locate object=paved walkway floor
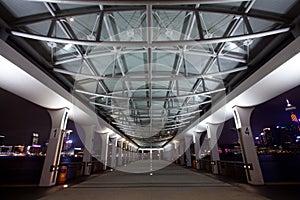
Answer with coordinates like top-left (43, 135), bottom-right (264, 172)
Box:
top-left (38, 160), bottom-right (269, 200)
top-left (1, 160), bottom-right (299, 200)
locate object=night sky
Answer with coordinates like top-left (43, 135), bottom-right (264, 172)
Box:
top-left (0, 88), bottom-right (83, 147)
top-left (219, 85), bottom-right (300, 144)
top-left (251, 85), bottom-right (300, 136)
top-left (1, 85), bottom-right (300, 146)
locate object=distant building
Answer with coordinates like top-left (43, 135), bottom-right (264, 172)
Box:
top-left (260, 128), bottom-right (272, 146)
top-left (285, 99), bottom-right (300, 129)
top-left (31, 133), bottom-right (39, 145)
top-left (0, 135), bottom-right (4, 145)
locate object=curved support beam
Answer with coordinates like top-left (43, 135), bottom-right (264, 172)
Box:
top-left (11, 26), bottom-right (290, 47)
top-left (25, 0), bottom-right (252, 6)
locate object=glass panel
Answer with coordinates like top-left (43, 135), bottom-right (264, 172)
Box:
top-left (2, 0), bottom-right (49, 18)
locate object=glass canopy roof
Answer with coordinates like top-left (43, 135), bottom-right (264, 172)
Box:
top-left (0, 0), bottom-right (299, 147)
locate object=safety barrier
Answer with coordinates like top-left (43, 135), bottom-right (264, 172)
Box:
top-left (217, 161), bottom-right (247, 182)
top-left (197, 159), bottom-right (247, 182)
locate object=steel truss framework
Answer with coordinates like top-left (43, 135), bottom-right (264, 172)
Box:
top-left (0, 0), bottom-right (298, 147)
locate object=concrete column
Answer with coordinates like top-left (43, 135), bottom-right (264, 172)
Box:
top-left (117, 141), bottom-right (123, 166)
top-left (82, 125), bottom-right (95, 176)
top-left (173, 142), bottom-right (179, 163)
top-left (206, 123), bottom-right (221, 174)
top-left (170, 146), bottom-right (175, 161)
top-left (185, 135), bottom-right (193, 167)
top-left (141, 149), bottom-right (144, 160)
top-left (158, 149), bottom-right (161, 160)
top-left (164, 148), bottom-right (172, 161)
top-left (100, 133), bottom-right (109, 170)
top-left (200, 132), bottom-right (209, 158)
top-left (179, 140), bottom-right (185, 165)
top-left (124, 143), bottom-right (128, 164)
top-left (129, 146), bottom-right (132, 162)
top-left (162, 148), bottom-right (167, 161)
top-left (195, 133), bottom-right (203, 169)
top-left (233, 106), bottom-right (264, 185)
top-left (39, 108), bottom-right (69, 187)
top-left (194, 133), bottom-right (201, 169)
top-left (163, 146), bottom-right (171, 161)
top-left (129, 147), bottom-right (132, 162)
top-left (110, 137), bottom-right (117, 168)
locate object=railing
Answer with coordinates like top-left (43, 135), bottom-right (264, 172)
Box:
top-left (60, 161), bottom-right (104, 182)
top-left (198, 159), bottom-right (212, 172)
top-left (217, 160), bottom-right (247, 182)
top-left (198, 159), bottom-right (247, 182)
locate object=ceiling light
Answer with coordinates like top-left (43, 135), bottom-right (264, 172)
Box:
top-left (228, 42), bottom-right (238, 50)
top-left (87, 34), bottom-right (96, 41)
top-left (243, 39), bottom-right (253, 46)
top-left (47, 41), bottom-right (57, 48)
top-left (126, 30), bottom-right (134, 38)
top-left (204, 33), bottom-right (213, 39)
top-left (63, 43), bottom-right (72, 50)
top-left (69, 17), bottom-right (74, 22)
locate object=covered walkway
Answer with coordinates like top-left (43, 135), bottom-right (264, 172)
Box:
top-left (0, 1), bottom-right (300, 199)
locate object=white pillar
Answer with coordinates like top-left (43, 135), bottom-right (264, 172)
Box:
top-left (185, 135), bottom-right (193, 167)
top-left (233, 106), bottom-right (264, 185)
top-left (39, 108), bottom-right (69, 187)
top-left (117, 141), bottom-right (123, 166)
top-left (206, 123), bottom-right (221, 174)
top-left (173, 142), bottom-right (179, 163)
top-left (128, 145), bottom-right (132, 163)
top-left (82, 125), bottom-right (95, 176)
top-left (100, 133), bottom-right (109, 170)
top-left (163, 146), bottom-right (171, 161)
top-left (110, 137), bottom-right (117, 168)
top-left (122, 143), bottom-right (127, 164)
top-left (179, 140), bottom-right (185, 165)
top-left (141, 149), bottom-right (144, 160)
top-left (162, 148), bottom-right (167, 161)
top-left (194, 133), bottom-right (201, 160)
top-left (200, 133), bottom-right (209, 158)
top-left (194, 133), bottom-right (201, 169)
top-left (158, 149), bottom-right (161, 160)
